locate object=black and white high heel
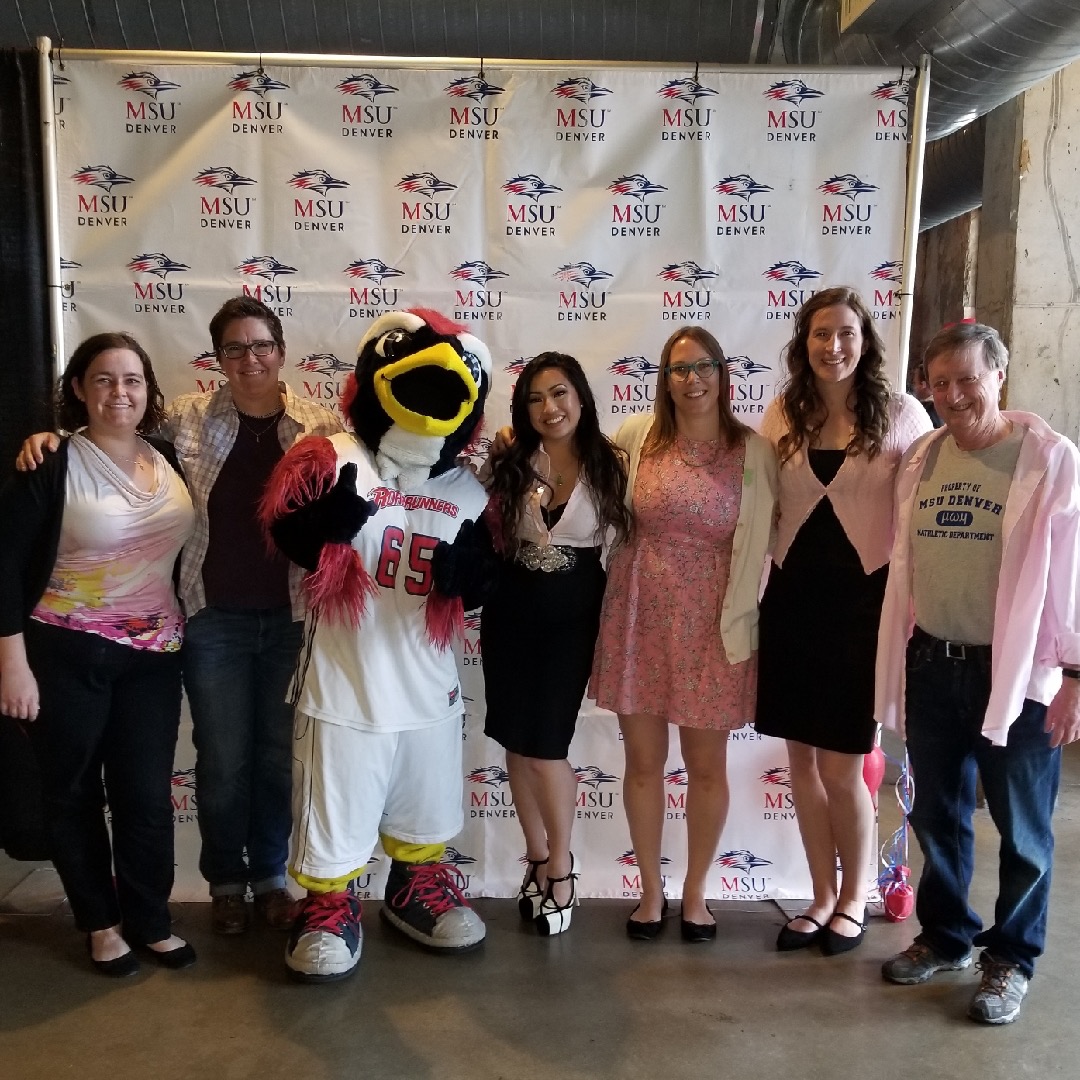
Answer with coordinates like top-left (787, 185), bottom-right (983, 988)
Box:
top-left (534, 854), bottom-right (578, 936)
top-left (518, 857), bottom-right (549, 920)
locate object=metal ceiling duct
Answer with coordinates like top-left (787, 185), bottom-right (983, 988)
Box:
top-left (5, 0), bottom-right (1080, 226)
top-left (786, 0), bottom-right (1080, 140)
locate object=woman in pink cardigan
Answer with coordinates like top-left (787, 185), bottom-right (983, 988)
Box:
top-left (755, 287), bottom-right (931, 955)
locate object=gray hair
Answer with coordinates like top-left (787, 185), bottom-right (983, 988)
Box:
top-left (924, 321), bottom-right (1009, 373)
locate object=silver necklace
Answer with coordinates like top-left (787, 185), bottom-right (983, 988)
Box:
top-left (236, 408), bottom-right (283, 442)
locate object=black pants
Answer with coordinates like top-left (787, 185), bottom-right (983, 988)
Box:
top-left (26, 621), bottom-right (182, 943)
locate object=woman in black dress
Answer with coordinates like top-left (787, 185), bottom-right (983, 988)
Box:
top-left (756, 288), bottom-right (931, 955)
top-left (482, 353), bottom-right (631, 935)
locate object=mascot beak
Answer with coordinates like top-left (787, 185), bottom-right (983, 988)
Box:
top-left (373, 341), bottom-right (480, 438)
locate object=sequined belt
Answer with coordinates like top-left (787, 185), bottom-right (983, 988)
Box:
top-left (514, 541), bottom-right (580, 573)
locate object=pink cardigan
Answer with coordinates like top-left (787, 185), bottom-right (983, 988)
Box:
top-left (760, 393), bottom-right (933, 574)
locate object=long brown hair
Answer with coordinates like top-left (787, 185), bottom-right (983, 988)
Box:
top-left (488, 352), bottom-right (632, 553)
top-left (775, 286), bottom-right (891, 464)
top-left (642, 325), bottom-right (751, 457)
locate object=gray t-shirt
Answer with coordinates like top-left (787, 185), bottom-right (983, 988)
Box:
top-left (911, 425), bottom-right (1024, 645)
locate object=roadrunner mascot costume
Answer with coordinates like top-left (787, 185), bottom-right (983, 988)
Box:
top-left (261, 309), bottom-right (495, 982)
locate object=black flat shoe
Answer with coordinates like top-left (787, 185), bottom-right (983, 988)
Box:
top-left (86, 937), bottom-right (140, 978)
top-left (820, 911), bottom-right (866, 956)
top-left (626, 898), bottom-right (668, 941)
top-left (776, 914), bottom-right (825, 952)
top-left (680, 909), bottom-right (717, 943)
top-left (139, 940), bottom-right (197, 970)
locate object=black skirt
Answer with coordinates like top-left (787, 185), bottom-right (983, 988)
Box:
top-left (482, 546), bottom-right (605, 760)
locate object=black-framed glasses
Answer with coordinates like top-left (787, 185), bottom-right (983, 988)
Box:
top-left (219, 340), bottom-right (277, 360)
top-left (665, 358), bottom-right (721, 382)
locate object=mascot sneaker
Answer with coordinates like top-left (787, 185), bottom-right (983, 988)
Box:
top-left (381, 860), bottom-right (486, 951)
top-left (285, 891), bottom-right (363, 982)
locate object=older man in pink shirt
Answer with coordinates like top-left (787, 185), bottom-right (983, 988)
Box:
top-left (874, 321), bottom-right (1080, 1025)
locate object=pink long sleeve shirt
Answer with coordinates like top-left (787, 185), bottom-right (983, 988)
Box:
top-left (874, 411), bottom-right (1080, 746)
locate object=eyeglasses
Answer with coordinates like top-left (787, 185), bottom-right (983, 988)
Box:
top-left (219, 340), bottom-right (277, 360)
top-left (665, 359), bottom-right (721, 382)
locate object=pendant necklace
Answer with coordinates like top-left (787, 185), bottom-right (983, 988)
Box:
top-left (237, 407), bottom-right (284, 442)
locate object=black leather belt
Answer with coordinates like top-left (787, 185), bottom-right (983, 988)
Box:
top-left (911, 625), bottom-right (991, 663)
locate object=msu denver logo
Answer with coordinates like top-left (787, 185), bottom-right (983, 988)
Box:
top-left (819, 174), bottom-right (878, 200)
top-left (617, 850), bottom-right (673, 867)
top-left (443, 846), bottom-right (477, 868)
top-left (556, 262), bottom-right (612, 288)
top-left (397, 172), bottom-right (457, 198)
top-left (608, 174), bottom-right (667, 202)
top-left (235, 256), bottom-right (296, 281)
top-left (610, 357), bottom-right (660, 381)
top-left (715, 849), bottom-right (773, 871)
top-left (714, 174), bottom-right (773, 200)
top-left (504, 357), bottom-right (530, 376)
top-left (764, 260), bottom-right (821, 287)
top-left (728, 356), bottom-right (771, 378)
top-left (760, 767), bottom-right (792, 787)
top-left (872, 78), bottom-right (910, 103)
top-left (194, 166), bottom-right (255, 192)
top-left (445, 76), bottom-right (505, 101)
top-left (659, 261), bottom-right (717, 287)
top-left (872, 260), bottom-right (904, 283)
top-left (191, 350), bottom-right (223, 374)
top-left (228, 70), bottom-right (289, 97)
top-left (450, 261), bottom-right (508, 286)
top-left (574, 766), bottom-right (618, 789)
top-left (289, 170), bottom-right (348, 195)
top-left (664, 767), bottom-right (689, 786)
top-left (658, 78), bottom-right (718, 104)
top-left (764, 79), bottom-right (824, 105)
top-left (72, 165), bottom-right (133, 192)
top-left (467, 765), bottom-right (511, 787)
top-left (337, 74), bottom-right (398, 99)
top-left (296, 354), bottom-right (351, 376)
top-left (552, 77), bottom-right (612, 102)
top-left (171, 769), bottom-right (196, 790)
top-left (127, 253), bottom-right (188, 278)
top-left (503, 174), bottom-right (562, 201)
top-left (118, 71), bottom-right (180, 98)
top-left (345, 258), bottom-right (403, 284)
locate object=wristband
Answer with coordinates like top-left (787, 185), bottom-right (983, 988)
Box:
top-left (1062, 668), bottom-right (1080, 680)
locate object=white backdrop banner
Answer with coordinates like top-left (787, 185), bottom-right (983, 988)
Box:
top-left (50, 54), bottom-right (913, 901)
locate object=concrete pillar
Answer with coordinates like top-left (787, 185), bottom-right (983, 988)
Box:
top-left (976, 64), bottom-right (1080, 440)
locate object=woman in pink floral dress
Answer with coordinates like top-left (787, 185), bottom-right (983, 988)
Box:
top-left (591, 326), bottom-right (776, 942)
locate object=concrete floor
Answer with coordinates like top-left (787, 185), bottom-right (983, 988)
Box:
top-left (2, 746), bottom-right (1078, 1080)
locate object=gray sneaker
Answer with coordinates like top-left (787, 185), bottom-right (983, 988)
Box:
top-left (882, 941), bottom-right (973, 984)
top-left (968, 956), bottom-right (1029, 1025)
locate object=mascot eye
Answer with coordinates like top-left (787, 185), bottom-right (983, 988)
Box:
top-left (462, 350), bottom-right (483, 386)
top-left (378, 328), bottom-right (409, 359)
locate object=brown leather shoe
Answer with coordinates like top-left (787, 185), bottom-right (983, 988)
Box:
top-left (212, 893), bottom-right (251, 935)
top-left (254, 888), bottom-right (296, 930)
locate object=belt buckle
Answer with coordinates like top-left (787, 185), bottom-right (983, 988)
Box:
top-left (944, 640), bottom-right (967, 661)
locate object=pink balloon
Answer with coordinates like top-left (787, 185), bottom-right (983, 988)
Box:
top-left (882, 868), bottom-right (915, 922)
top-left (863, 744), bottom-right (886, 807)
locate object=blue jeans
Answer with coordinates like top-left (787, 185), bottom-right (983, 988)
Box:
top-left (185, 606), bottom-right (302, 896)
top-left (905, 635), bottom-right (1061, 978)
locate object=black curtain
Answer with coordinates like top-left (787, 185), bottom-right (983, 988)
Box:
top-left (0, 47), bottom-right (52, 860)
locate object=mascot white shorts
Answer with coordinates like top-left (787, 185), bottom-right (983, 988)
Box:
top-left (289, 711), bottom-right (465, 882)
